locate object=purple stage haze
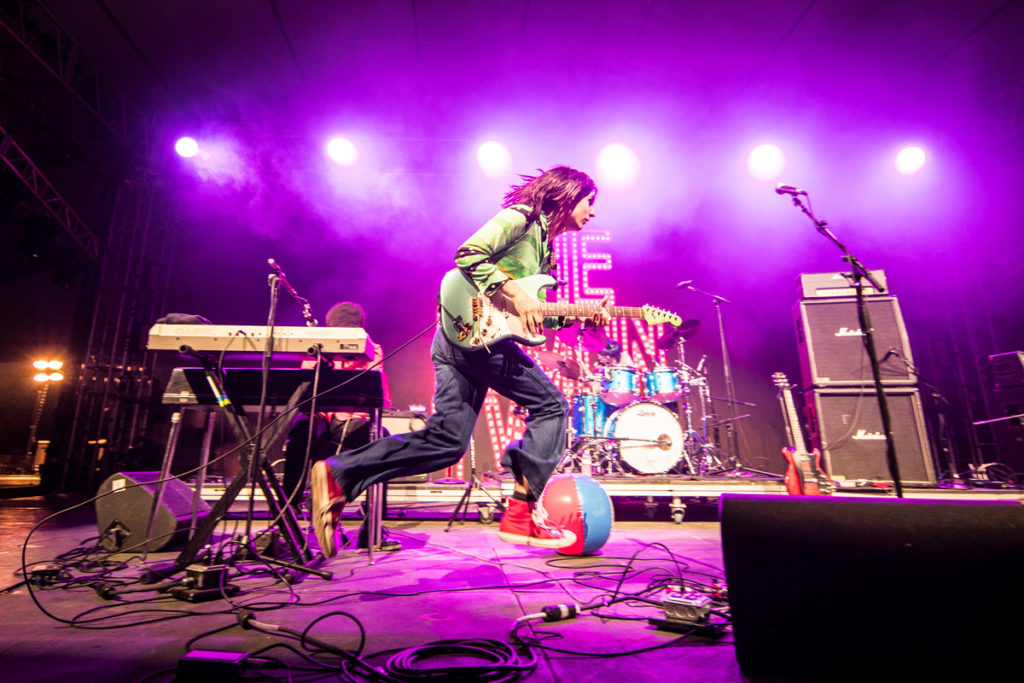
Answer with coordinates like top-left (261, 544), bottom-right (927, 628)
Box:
top-left (3, 1), bottom-right (1023, 470)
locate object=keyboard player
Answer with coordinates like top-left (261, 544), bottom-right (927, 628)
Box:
top-left (282, 301), bottom-right (392, 506)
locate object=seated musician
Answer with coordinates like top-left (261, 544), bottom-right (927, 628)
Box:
top-left (282, 302), bottom-right (393, 543)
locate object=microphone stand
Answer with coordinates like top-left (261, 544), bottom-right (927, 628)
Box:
top-left (681, 283), bottom-right (742, 464)
top-left (783, 192), bottom-right (904, 497)
top-left (269, 258), bottom-right (318, 327)
top-left (244, 271), bottom-right (280, 539)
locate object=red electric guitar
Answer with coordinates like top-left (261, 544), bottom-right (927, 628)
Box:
top-left (772, 372), bottom-right (832, 495)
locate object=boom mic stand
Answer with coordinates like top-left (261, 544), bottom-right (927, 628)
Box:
top-left (780, 186), bottom-right (904, 497)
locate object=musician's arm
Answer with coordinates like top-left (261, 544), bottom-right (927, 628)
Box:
top-left (453, 208), bottom-right (529, 296)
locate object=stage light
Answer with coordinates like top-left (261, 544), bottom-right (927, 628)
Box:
top-left (596, 143), bottom-right (639, 189)
top-left (748, 143), bottom-right (785, 181)
top-left (476, 141), bottom-right (511, 178)
top-left (33, 359), bottom-right (62, 370)
top-left (895, 146), bottom-right (926, 175)
top-left (326, 137), bottom-right (358, 166)
top-left (175, 137), bottom-right (199, 158)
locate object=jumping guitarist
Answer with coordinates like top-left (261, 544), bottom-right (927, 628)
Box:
top-left (310, 166), bottom-right (614, 557)
top-left (773, 372), bottom-right (832, 496)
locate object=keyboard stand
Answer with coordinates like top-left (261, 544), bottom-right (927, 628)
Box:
top-left (142, 362), bottom-right (331, 582)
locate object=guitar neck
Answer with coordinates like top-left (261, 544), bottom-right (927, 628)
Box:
top-left (538, 302), bottom-right (645, 319)
top-left (779, 387), bottom-right (809, 456)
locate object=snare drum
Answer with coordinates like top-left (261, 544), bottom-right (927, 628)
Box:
top-left (571, 393), bottom-right (609, 438)
top-left (600, 365), bottom-right (640, 405)
top-left (642, 367), bottom-right (682, 402)
top-left (603, 401), bottom-right (683, 474)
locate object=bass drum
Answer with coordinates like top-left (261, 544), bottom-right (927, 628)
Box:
top-left (603, 401), bottom-right (683, 474)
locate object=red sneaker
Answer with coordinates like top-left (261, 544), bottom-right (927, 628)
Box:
top-left (498, 498), bottom-right (577, 549)
top-left (310, 461), bottom-right (346, 557)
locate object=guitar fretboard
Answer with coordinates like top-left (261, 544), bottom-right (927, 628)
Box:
top-left (774, 373), bottom-right (809, 456)
top-left (538, 303), bottom-right (646, 319)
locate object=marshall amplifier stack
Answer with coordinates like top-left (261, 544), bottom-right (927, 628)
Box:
top-left (793, 272), bottom-right (936, 486)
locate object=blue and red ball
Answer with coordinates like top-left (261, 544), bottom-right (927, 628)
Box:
top-left (539, 474), bottom-right (614, 555)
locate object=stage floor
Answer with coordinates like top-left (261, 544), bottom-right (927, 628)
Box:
top-left (2, 494), bottom-right (740, 683)
top-left (3, 478), bottom-right (1023, 682)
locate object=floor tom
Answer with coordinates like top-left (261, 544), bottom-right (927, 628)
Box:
top-left (571, 393), bottom-right (610, 438)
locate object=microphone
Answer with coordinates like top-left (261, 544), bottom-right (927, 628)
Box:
top-left (676, 280), bottom-right (693, 289)
top-left (775, 183), bottom-right (807, 196)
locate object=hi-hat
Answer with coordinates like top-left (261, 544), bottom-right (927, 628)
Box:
top-left (656, 319), bottom-right (700, 349)
top-left (535, 350), bottom-right (581, 380)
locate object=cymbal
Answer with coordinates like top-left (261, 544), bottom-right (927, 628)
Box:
top-left (555, 322), bottom-right (611, 353)
top-left (580, 326), bottom-right (611, 353)
top-left (656, 318), bottom-right (700, 350)
top-left (535, 350), bottom-right (582, 380)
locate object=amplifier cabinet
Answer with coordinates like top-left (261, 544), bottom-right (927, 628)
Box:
top-left (798, 270), bottom-right (887, 299)
top-left (794, 297), bottom-right (916, 388)
top-left (804, 388), bottom-right (935, 486)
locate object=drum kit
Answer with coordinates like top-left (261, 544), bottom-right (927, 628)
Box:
top-left (539, 319), bottom-right (733, 477)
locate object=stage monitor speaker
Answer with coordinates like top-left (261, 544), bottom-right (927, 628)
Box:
top-left (720, 494), bottom-right (1024, 682)
top-left (794, 297), bottom-right (916, 388)
top-left (95, 471), bottom-right (210, 552)
top-left (805, 387), bottom-right (935, 486)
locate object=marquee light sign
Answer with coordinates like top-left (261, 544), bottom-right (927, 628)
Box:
top-left (474, 230), bottom-right (671, 467)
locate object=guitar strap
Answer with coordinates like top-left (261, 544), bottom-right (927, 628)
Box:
top-left (436, 206), bottom-right (554, 347)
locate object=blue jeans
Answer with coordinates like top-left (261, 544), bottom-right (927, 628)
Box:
top-left (325, 328), bottom-right (569, 502)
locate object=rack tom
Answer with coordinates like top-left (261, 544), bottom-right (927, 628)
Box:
top-left (600, 366), bottom-right (640, 405)
top-left (642, 367), bottom-right (682, 402)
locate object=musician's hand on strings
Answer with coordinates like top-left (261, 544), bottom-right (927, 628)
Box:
top-left (588, 294), bottom-right (612, 327)
top-left (500, 280), bottom-right (543, 335)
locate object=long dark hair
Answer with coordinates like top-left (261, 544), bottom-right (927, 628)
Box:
top-left (503, 166), bottom-right (597, 230)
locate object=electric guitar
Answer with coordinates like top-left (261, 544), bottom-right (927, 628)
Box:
top-left (772, 372), bottom-right (832, 495)
top-left (438, 269), bottom-right (682, 350)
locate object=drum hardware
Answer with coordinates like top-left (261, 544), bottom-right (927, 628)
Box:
top-left (554, 313), bottom-right (731, 478)
top-left (678, 283), bottom-right (746, 464)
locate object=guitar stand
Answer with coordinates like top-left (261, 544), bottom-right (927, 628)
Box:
top-left (142, 358), bottom-right (332, 583)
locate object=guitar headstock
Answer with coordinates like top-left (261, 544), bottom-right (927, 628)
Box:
top-left (772, 371), bottom-right (792, 389)
top-left (641, 305), bottom-right (682, 327)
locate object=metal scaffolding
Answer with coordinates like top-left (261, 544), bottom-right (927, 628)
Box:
top-left (1, 0), bottom-right (174, 491)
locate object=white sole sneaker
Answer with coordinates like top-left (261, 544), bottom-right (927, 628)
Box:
top-left (310, 461), bottom-right (343, 557)
top-left (497, 527), bottom-right (577, 549)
